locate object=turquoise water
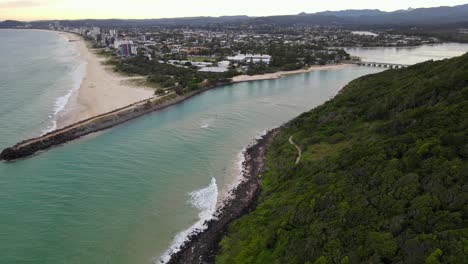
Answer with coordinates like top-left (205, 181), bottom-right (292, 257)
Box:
top-left (1, 30), bottom-right (465, 264)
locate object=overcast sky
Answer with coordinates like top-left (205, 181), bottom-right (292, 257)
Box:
top-left (1, 0), bottom-right (468, 21)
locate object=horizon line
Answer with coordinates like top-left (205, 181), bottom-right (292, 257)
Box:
top-left (2, 3), bottom-right (465, 23)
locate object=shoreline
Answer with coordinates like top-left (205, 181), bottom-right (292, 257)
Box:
top-left (56, 30), bottom-right (351, 129)
top-left (231, 64), bottom-right (353, 83)
top-left (0, 33), bottom-right (352, 254)
top-left (165, 128), bottom-right (280, 264)
top-left (0, 48), bottom-right (353, 161)
top-left (56, 32), bottom-right (154, 128)
top-left (0, 84), bottom-right (221, 161)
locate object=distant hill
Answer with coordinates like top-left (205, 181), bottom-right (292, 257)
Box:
top-left (217, 53), bottom-right (468, 263)
top-left (315, 9), bottom-right (384, 17)
top-left (0, 16), bottom-right (251, 28)
top-left (0, 20), bottom-right (25, 28)
top-left (1, 4), bottom-right (468, 28)
top-left (253, 4), bottom-right (468, 26)
top-left (314, 8), bottom-right (414, 17)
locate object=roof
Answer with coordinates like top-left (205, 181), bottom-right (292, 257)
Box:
top-left (198, 67), bottom-right (228, 73)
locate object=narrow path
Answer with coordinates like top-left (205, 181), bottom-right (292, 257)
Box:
top-left (289, 136), bottom-right (302, 165)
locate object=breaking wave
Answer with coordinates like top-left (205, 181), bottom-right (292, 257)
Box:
top-left (158, 178), bottom-right (218, 263)
top-left (43, 39), bottom-right (86, 134)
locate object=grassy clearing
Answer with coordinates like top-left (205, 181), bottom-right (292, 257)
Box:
top-left (187, 56), bottom-right (217, 62)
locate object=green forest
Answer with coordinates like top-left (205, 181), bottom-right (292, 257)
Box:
top-left (217, 53), bottom-right (468, 263)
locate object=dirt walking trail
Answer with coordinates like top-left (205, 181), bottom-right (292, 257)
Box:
top-left (289, 136), bottom-right (302, 165)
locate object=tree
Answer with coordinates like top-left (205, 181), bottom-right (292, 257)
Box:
top-left (425, 248), bottom-right (443, 264)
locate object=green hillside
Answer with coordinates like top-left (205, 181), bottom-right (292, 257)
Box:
top-left (217, 54), bottom-right (468, 263)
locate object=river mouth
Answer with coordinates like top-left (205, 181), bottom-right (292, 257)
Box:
top-left (2, 38), bottom-right (468, 264)
top-left (0, 65), bottom-right (384, 263)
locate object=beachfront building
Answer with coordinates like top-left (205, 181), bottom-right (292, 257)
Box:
top-left (114, 39), bottom-right (133, 49)
top-left (53, 21), bottom-right (60, 30)
top-left (119, 42), bottom-right (138, 57)
top-left (227, 54), bottom-right (272, 64)
top-left (109, 29), bottom-right (119, 38)
top-left (92, 27), bottom-right (101, 35)
top-left (79, 27), bottom-right (88, 35)
top-left (89, 27), bottom-right (101, 40)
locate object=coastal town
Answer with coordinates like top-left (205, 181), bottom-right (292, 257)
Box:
top-left (40, 21), bottom-right (442, 96)
top-left (58, 23), bottom-right (441, 63)
top-left (0, 21), bottom-right (448, 161)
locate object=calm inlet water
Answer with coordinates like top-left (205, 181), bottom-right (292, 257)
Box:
top-left (345, 42), bottom-right (468, 65)
top-left (1, 30), bottom-right (467, 264)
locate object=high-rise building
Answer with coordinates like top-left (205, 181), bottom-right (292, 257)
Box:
top-left (120, 43), bottom-right (133, 57)
top-left (109, 30), bottom-right (118, 38)
top-left (79, 27), bottom-right (88, 35)
top-left (114, 39), bottom-right (133, 49)
top-left (131, 45), bottom-right (138, 55)
top-left (92, 27), bottom-right (101, 35)
top-left (91, 27), bottom-right (101, 40)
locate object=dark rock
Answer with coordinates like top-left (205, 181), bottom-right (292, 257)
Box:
top-left (166, 128), bottom-right (280, 264)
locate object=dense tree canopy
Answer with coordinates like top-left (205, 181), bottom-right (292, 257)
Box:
top-left (217, 53), bottom-right (468, 263)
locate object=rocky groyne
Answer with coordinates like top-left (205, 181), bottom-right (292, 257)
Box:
top-left (0, 84), bottom-right (227, 161)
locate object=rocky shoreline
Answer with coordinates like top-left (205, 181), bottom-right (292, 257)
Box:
top-left (165, 128), bottom-right (280, 264)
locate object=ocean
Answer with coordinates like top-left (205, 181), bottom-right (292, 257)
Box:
top-left (0, 29), bottom-right (85, 147)
top-left (0, 29), bottom-right (467, 264)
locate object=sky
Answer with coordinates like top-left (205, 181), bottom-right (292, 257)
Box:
top-left (1, 0), bottom-right (468, 21)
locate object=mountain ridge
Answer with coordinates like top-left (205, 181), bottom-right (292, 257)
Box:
top-left (2, 4), bottom-right (468, 27)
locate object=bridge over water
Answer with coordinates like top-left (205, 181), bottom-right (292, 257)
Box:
top-left (352, 61), bottom-right (410, 69)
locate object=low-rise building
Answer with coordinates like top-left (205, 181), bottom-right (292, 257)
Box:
top-left (198, 60), bottom-right (230, 73)
top-left (198, 67), bottom-right (228, 73)
top-left (227, 54), bottom-right (271, 64)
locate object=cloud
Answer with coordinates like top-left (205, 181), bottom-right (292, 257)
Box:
top-left (0, 0), bottom-right (46, 8)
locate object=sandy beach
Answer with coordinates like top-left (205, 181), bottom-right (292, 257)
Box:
top-left (231, 64), bottom-right (353, 83)
top-left (54, 31), bottom-right (350, 128)
top-left (57, 32), bottom-right (154, 128)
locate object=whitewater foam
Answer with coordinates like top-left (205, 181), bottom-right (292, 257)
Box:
top-left (158, 178), bottom-right (218, 263)
top-left (156, 129), bottom-right (271, 263)
top-left (255, 129), bottom-right (268, 140)
top-left (200, 115), bottom-right (217, 129)
top-left (43, 42), bottom-right (86, 134)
